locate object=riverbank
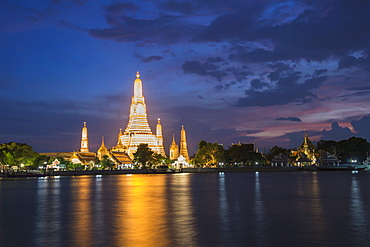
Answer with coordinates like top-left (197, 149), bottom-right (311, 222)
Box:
top-left (2, 166), bottom-right (308, 178)
top-left (184, 166), bottom-right (302, 173)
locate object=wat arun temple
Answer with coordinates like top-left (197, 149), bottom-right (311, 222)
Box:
top-left (69, 72), bottom-right (190, 168)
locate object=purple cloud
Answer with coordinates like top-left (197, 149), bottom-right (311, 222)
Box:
top-left (275, 117), bottom-right (302, 122)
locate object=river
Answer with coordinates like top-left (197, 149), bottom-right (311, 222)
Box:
top-left (1, 171), bottom-right (370, 247)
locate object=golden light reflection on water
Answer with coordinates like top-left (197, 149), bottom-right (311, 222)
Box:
top-left (115, 174), bottom-right (170, 247)
top-left (169, 173), bottom-right (197, 246)
top-left (70, 176), bottom-right (93, 246)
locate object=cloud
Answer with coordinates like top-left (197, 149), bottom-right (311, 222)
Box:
top-left (275, 117), bottom-right (302, 122)
top-left (321, 122), bottom-right (353, 141)
top-left (1, 1), bottom-right (59, 23)
top-left (88, 3), bottom-right (203, 44)
top-left (248, 79), bottom-right (267, 90)
top-left (338, 56), bottom-right (366, 69)
top-left (345, 86), bottom-right (370, 91)
top-left (235, 76), bottom-right (326, 107)
top-left (142, 55), bottom-right (163, 63)
top-left (102, 2), bottom-right (138, 14)
top-left (199, 0), bottom-right (370, 63)
top-left (339, 89), bottom-right (370, 100)
top-left (206, 57), bottom-right (225, 63)
top-left (181, 60), bottom-right (227, 81)
top-left (351, 115), bottom-right (370, 141)
top-left (313, 69), bottom-right (328, 76)
top-left (58, 20), bottom-right (84, 31)
top-left (50, 0), bottom-right (89, 5)
top-left (159, 1), bottom-right (195, 15)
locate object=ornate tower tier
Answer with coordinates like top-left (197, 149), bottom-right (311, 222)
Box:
top-left (120, 72), bottom-right (165, 157)
top-left (97, 136), bottom-right (108, 159)
top-left (80, 122), bottom-right (89, 153)
top-left (124, 72), bottom-right (152, 134)
top-left (179, 125), bottom-right (189, 161)
top-left (169, 133), bottom-right (179, 160)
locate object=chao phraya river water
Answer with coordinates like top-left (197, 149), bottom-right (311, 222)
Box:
top-left (1, 172), bottom-right (370, 247)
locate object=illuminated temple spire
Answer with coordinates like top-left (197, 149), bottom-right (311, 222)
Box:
top-left (156, 118), bottom-right (164, 146)
top-left (179, 125), bottom-right (189, 161)
top-left (97, 136), bottom-right (108, 159)
top-left (80, 122), bottom-right (89, 153)
top-left (120, 72), bottom-right (165, 157)
top-left (169, 133), bottom-right (179, 160)
top-left (113, 129), bottom-right (125, 152)
top-left (301, 132), bottom-right (315, 157)
top-left (117, 128), bottom-right (123, 143)
top-left (124, 71), bottom-right (152, 134)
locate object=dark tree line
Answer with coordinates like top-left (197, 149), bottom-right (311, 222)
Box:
top-left (0, 142), bottom-right (40, 168)
top-left (0, 142), bottom-right (73, 169)
top-left (317, 137), bottom-right (370, 163)
top-left (133, 143), bottom-right (169, 168)
top-left (266, 137), bottom-right (370, 164)
top-left (194, 140), bottom-right (265, 167)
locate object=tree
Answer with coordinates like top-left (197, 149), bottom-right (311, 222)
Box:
top-left (266, 146), bottom-right (289, 161)
top-left (150, 153), bottom-right (169, 167)
top-left (317, 137), bottom-right (370, 163)
top-left (32, 154), bottom-right (49, 169)
top-left (0, 142), bottom-right (39, 168)
top-left (337, 137), bottom-right (370, 163)
top-left (195, 141), bottom-right (225, 166)
top-left (228, 143), bottom-right (265, 166)
top-left (101, 155), bottom-right (115, 170)
top-left (133, 144), bottom-right (154, 168)
top-left (317, 140), bottom-right (337, 155)
top-left (228, 143), bottom-right (250, 166)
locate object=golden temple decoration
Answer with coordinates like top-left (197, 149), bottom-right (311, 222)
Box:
top-left (120, 72), bottom-right (166, 157)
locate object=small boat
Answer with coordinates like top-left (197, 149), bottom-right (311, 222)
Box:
top-left (316, 165), bottom-right (367, 171)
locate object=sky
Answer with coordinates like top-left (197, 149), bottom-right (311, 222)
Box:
top-left (1, 0), bottom-right (370, 155)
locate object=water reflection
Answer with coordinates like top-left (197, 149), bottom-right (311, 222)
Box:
top-left (69, 177), bottom-right (93, 246)
top-left (218, 172), bottom-right (230, 242)
top-left (170, 174), bottom-right (197, 246)
top-left (254, 172), bottom-right (266, 246)
top-left (308, 173), bottom-right (326, 244)
top-left (350, 176), bottom-right (368, 245)
top-left (34, 177), bottom-right (61, 246)
top-left (4, 173), bottom-right (370, 246)
top-left (0, 181), bottom-right (2, 238)
top-left (92, 175), bottom-right (105, 244)
top-left (294, 173), bottom-right (328, 245)
top-left (115, 175), bottom-right (170, 246)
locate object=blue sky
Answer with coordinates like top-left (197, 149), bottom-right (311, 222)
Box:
top-left (1, 0), bottom-right (370, 155)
